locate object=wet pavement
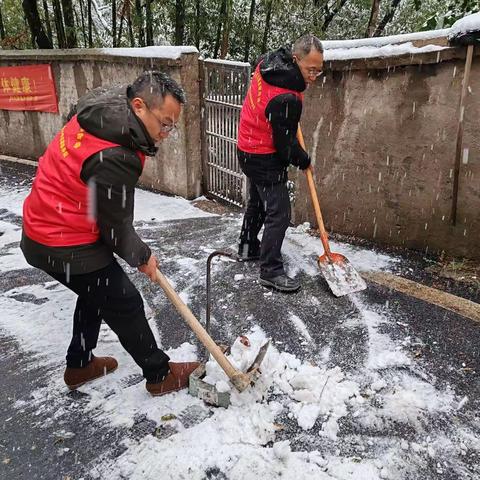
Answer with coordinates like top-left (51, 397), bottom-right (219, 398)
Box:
top-left (0, 159), bottom-right (479, 480)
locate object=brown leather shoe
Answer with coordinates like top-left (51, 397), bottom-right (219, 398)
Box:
top-left (146, 361), bottom-right (200, 397)
top-left (64, 356), bottom-right (118, 390)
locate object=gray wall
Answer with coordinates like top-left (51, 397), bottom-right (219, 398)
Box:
top-left (0, 49), bottom-right (202, 199)
top-left (294, 47), bottom-right (480, 260)
top-left (1, 45), bottom-right (479, 260)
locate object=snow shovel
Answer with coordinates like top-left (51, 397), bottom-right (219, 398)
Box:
top-left (297, 126), bottom-right (367, 297)
top-left (154, 267), bottom-right (269, 393)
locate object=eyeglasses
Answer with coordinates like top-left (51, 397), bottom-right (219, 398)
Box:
top-left (145, 104), bottom-right (177, 134)
top-left (158, 121), bottom-right (177, 133)
top-left (306, 68), bottom-right (323, 78)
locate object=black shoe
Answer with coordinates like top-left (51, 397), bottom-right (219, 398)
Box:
top-left (237, 242), bottom-right (260, 261)
top-left (259, 274), bottom-right (301, 292)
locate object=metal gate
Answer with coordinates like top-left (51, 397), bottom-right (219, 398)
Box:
top-left (202, 59), bottom-right (251, 207)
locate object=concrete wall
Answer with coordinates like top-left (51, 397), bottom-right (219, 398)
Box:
top-left (1, 45), bottom-right (479, 260)
top-left (294, 47), bottom-right (480, 260)
top-left (0, 49), bottom-right (202, 199)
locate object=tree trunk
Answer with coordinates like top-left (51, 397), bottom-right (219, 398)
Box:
top-left (22, 0), bottom-right (54, 48)
top-left (112, 0), bottom-right (117, 46)
top-left (220, 0), bottom-right (231, 58)
top-left (0, 3), bottom-right (6, 40)
top-left (174, 0), bottom-right (185, 45)
top-left (213, 0), bottom-right (226, 58)
top-left (244, 0), bottom-right (255, 62)
top-left (134, 0), bottom-right (145, 47)
top-left (77, 0), bottom-right (87, 47)
top-left (42, 0), bottom-right (53, 44)
top-left (322, 0), bottom-right (348, 32)
top-left (145, 0), bottom-right (153, 45)
top-left (373, 0), bottom-right (401, 36)
top-left (117, 1), bottom-right (126, 46)
top-left (61, 0), bottom-right (77, 47)
top-left (87, 0), bottom-right (92, 47)
top-left (52, 0), bottom-right (66, 47)
top-left (194, 0), bottom-right (200, 49)
top-left (365, 0), bottom-right (381, 37)
top-left (127, 6), bottom-right (135, 46)
top-left (261, 0), bottom-right (274, 54)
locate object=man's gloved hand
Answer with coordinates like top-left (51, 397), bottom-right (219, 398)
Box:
top-left (297, 155), bottom-right (311, 170)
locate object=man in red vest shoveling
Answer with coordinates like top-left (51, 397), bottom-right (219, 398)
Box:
top-left (237, 34), bottom-right (324, 293)
top-left (21, 71), bottom-right (199, 396)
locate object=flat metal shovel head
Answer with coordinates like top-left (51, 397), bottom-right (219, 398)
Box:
top-left (318, 253), bottom-right (367, 297)
top-left (189, 364), bottom-right (231, 408)
top-left (246, 340), bottom-right (270, 375)
top-left (188, 340), bottom-right (271, 407)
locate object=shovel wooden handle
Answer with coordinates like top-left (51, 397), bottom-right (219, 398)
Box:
top-left (297, 126), bottom-right (332, 258)
top-left (153, 268), bottom-right (251, 392)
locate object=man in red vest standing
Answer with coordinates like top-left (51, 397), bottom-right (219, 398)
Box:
top-left (21, 71), bottom-right (199, 396)
top-left (237, 34), bottom-right (324, 292)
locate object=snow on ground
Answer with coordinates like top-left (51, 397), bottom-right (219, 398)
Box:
top-left (1, 183), bottom-right (478, 479)
top-left (285, 222), bottom-right (398, 278)
top-left (133, 188), bottom-right (213, 222)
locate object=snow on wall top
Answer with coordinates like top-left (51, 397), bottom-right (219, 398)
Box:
top-left (99, 46), bottom-right (198, 59)
top-left (203, 58), bottom-right (251, 67)
top-left (448, 12), bottom-right (480, 40)
top-left (324, 42), bottom-right (446, 61)
top-left (323, 28), bottom-right (449, 62)
top-left (323, 13), bottom-right (480, 61)
top-left (322, 28), bottom-right (449, 51)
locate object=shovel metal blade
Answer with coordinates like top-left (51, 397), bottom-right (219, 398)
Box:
top-left (245, 340), bottom-right (270, 383)
top-left (318, 253), bottom-right (367, 297)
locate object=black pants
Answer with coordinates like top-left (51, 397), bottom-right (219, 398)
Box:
top-left (239, 180), bottom-right (291, 279)
top-left (48, 260), bottom-right (169, 383)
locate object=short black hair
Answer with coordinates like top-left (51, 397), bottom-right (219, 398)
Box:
top-left (128, 71), bottom-right (186, 108)
top-left (293, 34), bottom-right (324, 57)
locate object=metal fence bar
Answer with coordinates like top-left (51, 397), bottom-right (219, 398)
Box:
top-left (201, 59), bottom-right (251, 207)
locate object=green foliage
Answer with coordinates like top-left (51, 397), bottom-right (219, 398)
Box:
top-left (1, 0), bottom-right (478, 56)
top-left (421, 0), bottom-right (480, 30)
top-left (1, 0), bottom-right (33, 48)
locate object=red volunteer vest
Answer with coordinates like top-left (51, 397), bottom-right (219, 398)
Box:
top-left (23, 115), bottom-right (146, 247)
top-left (237, 65), bottom-right (303, 154)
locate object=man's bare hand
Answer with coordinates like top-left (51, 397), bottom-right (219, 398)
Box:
top-left (138, 254), bottom-right (159, 281)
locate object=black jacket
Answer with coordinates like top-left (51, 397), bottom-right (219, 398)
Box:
top-left (238, 47), bottom-right (310, 184)
top-left (21, 85), bottom-right (156, 275)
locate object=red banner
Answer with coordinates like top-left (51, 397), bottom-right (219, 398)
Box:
top-left (0, 64), bottom-right (58, 113)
